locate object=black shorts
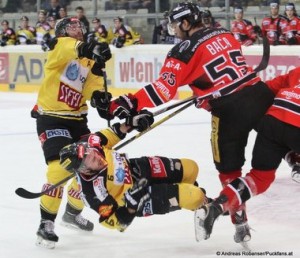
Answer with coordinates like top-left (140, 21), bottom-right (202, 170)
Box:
top-left (252, 115), bottom-right (300, 170)
top-left (36, 115), bottom-right (91, 162)
top-left (209, 81), bottom-right (275, 173)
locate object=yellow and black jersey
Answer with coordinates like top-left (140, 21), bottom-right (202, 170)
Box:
top-left (16, 26), bottom-right (36, 44)
top-left (36, 22), bottom-right (50, 44)
top-left (0, 28), bottom-right (16, 45)
top-left (37, 37), bottom-right (104, 120)
top-left (75, 129), bottom-right (133, 231)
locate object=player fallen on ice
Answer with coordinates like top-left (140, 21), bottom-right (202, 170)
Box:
top-left (59, 113), bottom-right (205, 233)
top-left (93, 2), bottom-right (275, 246)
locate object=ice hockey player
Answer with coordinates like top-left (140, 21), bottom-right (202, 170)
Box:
top-left (33, 17), bottom-right (111, 249)
top-left (93, 2), bottom-right (275, 245)
top-left (195, 66), bottom-right (300, 243)
top-left (231, 6), bottom-right (257, 46)
top-left (59, 116), bottom-right (205, 232)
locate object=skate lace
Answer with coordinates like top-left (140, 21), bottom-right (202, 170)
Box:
top-left (44, 220), bottom-right (55, 234)
top-left (75, 214), bottom-right (88, 226)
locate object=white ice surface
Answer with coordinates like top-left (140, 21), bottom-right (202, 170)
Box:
top-left (0, 92), bottom-right (299, 258)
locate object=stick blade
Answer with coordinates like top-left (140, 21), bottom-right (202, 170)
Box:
top-left (15, 187), bottom-right (41, 199)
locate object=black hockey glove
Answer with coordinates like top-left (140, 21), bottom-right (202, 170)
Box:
top-left (91, 90), bottom-right (114, 120)
top-left (113, 36), bottom-right (126, 48)
top-left (109, 94), bottom-right (138, 119)
top-left (111, 122), bottom-right (127, 139)
top-left (126, 110), bottom-right (154, 132)
top-left (124, 178), bottom-right (150, 212)
top-left (78, 41), bottom-right (112, 65)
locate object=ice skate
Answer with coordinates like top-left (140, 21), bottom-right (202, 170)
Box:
top-left (36, 220), bottom-right (58, 249)
top-left (194, 200), bottom-right (223, 241)
top-left (291, 164), bottom-right (300, 183)
top-left (232, 209), bottom-right (251, 249)
top-left (61, 211), bottom-right (94, 231)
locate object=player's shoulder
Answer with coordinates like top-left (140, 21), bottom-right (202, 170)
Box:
top-left (168, 27), bottom-right (231, 63)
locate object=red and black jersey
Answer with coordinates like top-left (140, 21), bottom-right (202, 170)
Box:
top-left (134, 27), bottom-right (260, 110)
top-left (266, 67), bottom-right (300, 128)
top-left (231, 19), bottom-right (257, 46)
top-left (282, 16), bottom-right (300, 44)
top-left (261, 15), bottom-right (288, 45)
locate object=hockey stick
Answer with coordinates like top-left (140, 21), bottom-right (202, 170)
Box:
top-left (114, 100), bottom-right (195, 151)
top-left (15, 39), bottom-right (269, 199)
top-left (15, 173), bottom-right (75, 199)
top-left (15, 98), bottom-right (196, 200)
top-left (114, 39), bottom-right (270, 151)
top-left (151, 95), bottom-right (196, 117)
top-left (102, 69), bottom-right (111, 127)
top-left (254, 36), bottom-right (270, 73)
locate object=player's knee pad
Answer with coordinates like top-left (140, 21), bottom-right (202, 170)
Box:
top-left (40, 185), bottom-right (64, 215)
top-left (180, 159), bottom-right (199, 184)
top-left (40, 160), bottom-right (70, 214)
top-left (67, 178), bottom-right (84, 210)
top-left (46, 159), bottom-right (71, 184)
top-left (178, 183), bottom-right (205, 210)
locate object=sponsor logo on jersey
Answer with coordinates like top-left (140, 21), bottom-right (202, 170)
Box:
top-left (66, 62), bottom-right (79, 81)
top-left (154, 81), bottom-right (171, 99)
top-left (149, 157), bottom-right (167, 178)
top-left (68, 187), bottom-right (81, 199)
top-left (98, 204), bottom-right (113, 218)
top-left (58, 82), bottom-right (83, 108)
top-left (142, 199), bottom-right (153, 216)
top-left (179, 40), bottom-right (190, 53)
top-left (45, 129), bottom-right (72, 139)
top-left (281, 90), bottom-right (300, 100)
top-left (112, 152), bottom-right (132, 185)
top-left (39, 132), bottom-right (47, 146)
top-left (93, 177), bottom-right (108, 201)
top-left (165, 60), bottom-right (181, 70)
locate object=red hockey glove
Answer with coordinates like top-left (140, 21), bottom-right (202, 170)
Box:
top-left (109, 94), bottom-right (138, 119)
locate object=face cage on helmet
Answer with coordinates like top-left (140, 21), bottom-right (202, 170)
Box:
top-left (56, 19), bottom-right (87, 37)
top-left (167, 20), bottom-right (181, 36)
top-left (77, 147), bottom-right (107, 181)
top-left (65, 21), bottom-right (87, 36)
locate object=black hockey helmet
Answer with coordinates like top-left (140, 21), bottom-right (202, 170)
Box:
top-left (168, 2), bottom-right (202, 26)
top-left (55, 17), bottom-right (86, 37)
top-left (59, 134), bottom-right (107, 180)
top-left (59, 142), bottom-right (82, 172)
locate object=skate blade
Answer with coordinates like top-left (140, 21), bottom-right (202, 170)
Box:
top-left (239, 240), bottom-right (251, 251)
top-left (194, 208), bottom-right (209, 242)
top-left (36, 236), bottom-right (56, 249)
top-left (292, 173), bottom-right (300, 183)
top-left (60, 221), bottom-right (93, 232)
